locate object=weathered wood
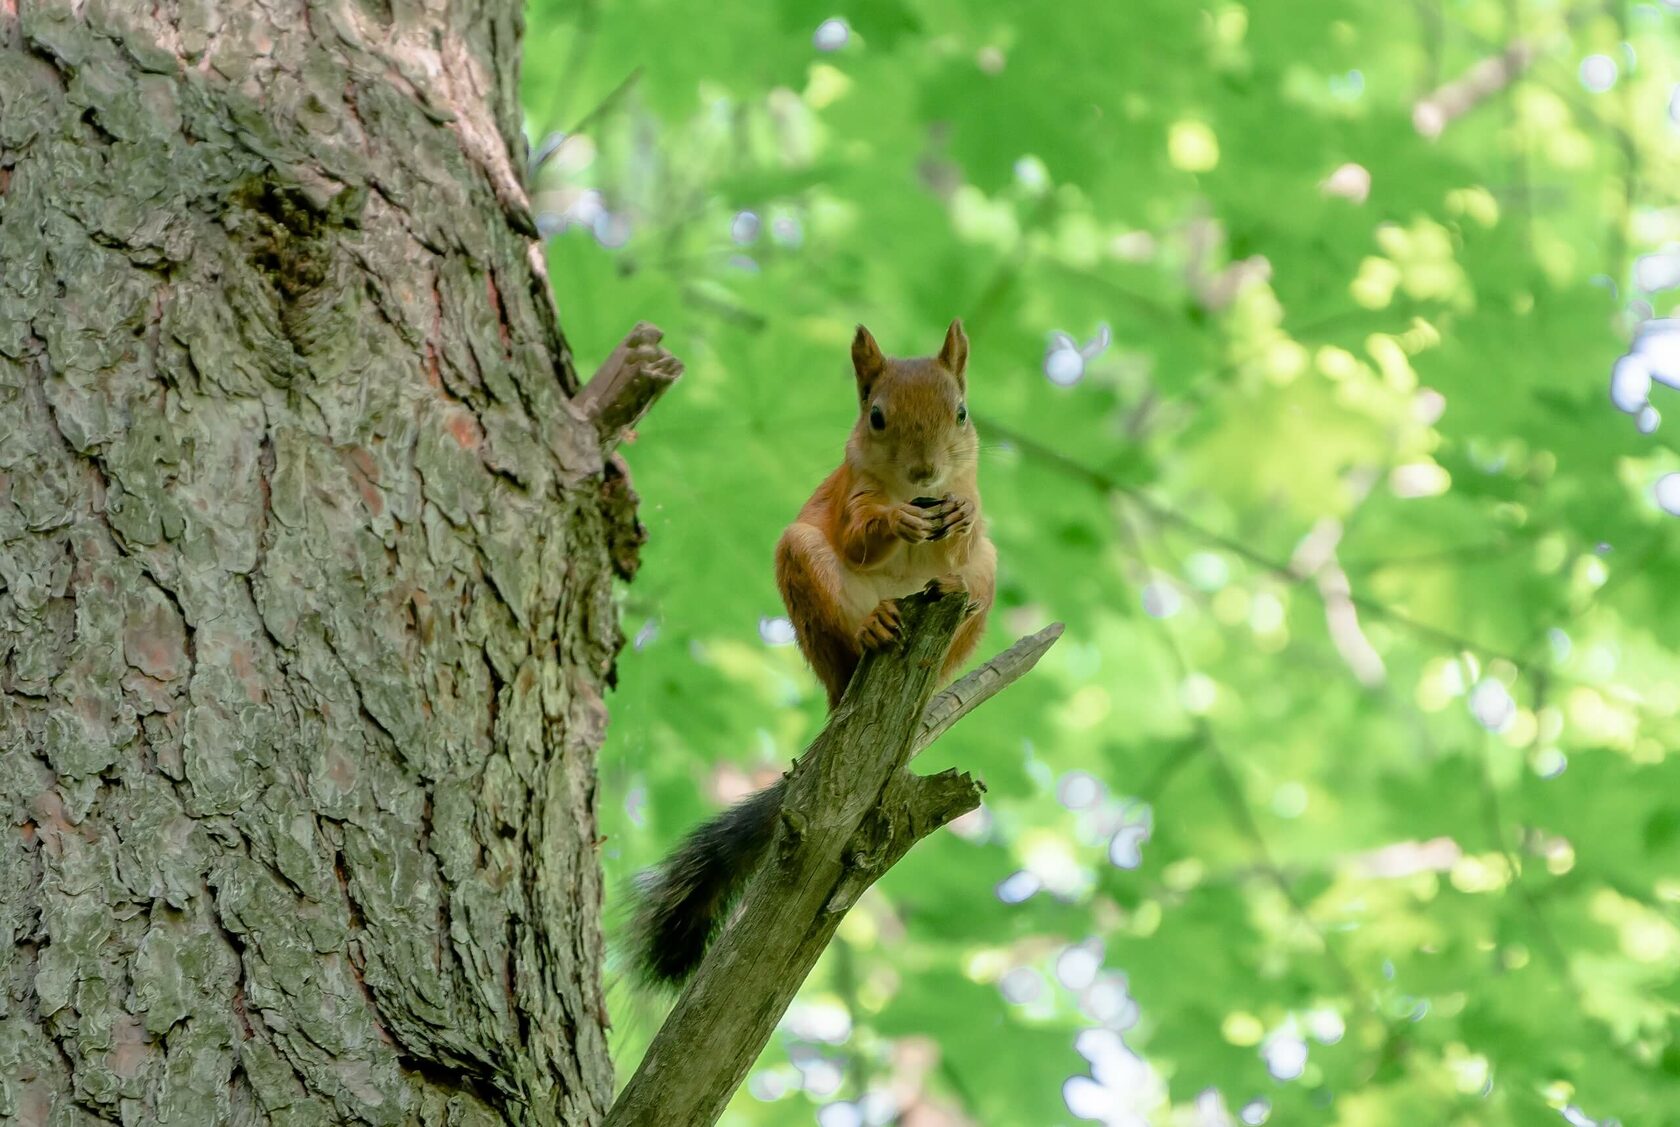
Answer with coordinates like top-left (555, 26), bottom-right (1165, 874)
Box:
top-left (916, 621), bottom-right (1064, 754)
top-left (605, 590), bottom-right (1062, 1127)
top-left (574, 321), bottom-right (684, 452)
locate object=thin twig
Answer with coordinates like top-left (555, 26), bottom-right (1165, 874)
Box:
top-left (980, 413), bottom-right (1529, 666)
top-left (1111, 497), bottom-right (1373, 1011)
top-left (569, 66), bottom-right (645, 136)
top-left (530, 67), bottom-right (647, 177)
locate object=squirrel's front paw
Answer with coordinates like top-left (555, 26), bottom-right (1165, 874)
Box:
top-left (856, 599), bottom-right (903, 650)
top-left (888, 502), bottom-right (937, 544)
top-left (923, 494), bottom-right (975, 541)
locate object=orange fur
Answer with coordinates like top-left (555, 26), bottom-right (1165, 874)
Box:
top-left (774, 320), bottom-right (997, 708)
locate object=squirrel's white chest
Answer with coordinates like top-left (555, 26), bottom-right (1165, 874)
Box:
top-left (837, 542), bottom-right (953, 625)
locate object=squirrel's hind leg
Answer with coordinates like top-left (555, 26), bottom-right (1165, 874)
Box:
top-left (776, 522), bottom-right (861, 709)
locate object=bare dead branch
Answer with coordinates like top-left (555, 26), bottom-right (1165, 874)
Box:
top-left (605, 589), bottom-right (1059, 1127)
top-left (915, 621), bottom-right (1064, 755)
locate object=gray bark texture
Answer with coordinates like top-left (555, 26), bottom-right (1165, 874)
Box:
top-left (0, 3), bottom-right (639, 1124)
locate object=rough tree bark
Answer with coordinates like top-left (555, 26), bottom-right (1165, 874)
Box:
top-left (0, 3), bottom-right (642, 1124)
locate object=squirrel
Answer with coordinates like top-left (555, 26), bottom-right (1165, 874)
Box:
top-left (625, 319), bottom-right (998, 988)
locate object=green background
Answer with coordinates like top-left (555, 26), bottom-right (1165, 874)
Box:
top-left (522, 2), bottom-right (1680, 1123)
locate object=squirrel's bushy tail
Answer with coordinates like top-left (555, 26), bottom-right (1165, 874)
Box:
top-left (625, 776), bottom-right (786, 988)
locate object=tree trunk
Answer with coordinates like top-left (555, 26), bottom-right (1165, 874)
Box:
top-left (0, 4), bottom-right (631, 1123)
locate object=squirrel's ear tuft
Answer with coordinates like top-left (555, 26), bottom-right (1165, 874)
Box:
top-left (939, 318), bottom-right (969, 383)
top-left (852, 324), bottom-right (885, 398)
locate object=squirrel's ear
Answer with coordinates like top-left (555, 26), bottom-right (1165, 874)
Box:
top-left (939, 318), bottom-right (969, 384)
top-left (852, 324), bottom-right (885, 398)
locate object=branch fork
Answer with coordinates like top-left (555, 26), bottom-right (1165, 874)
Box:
top-left (606, 587), bottom-right (1062, 1127)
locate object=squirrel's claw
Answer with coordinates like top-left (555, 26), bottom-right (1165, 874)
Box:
top-left (925, 494), bottom-right (975, 541)
top-left (928, 574), bottom-right (983, 616)
top-left (890, 503), bottom-right (936, 544)
top-left (856, 599), bottom-right (904, 651)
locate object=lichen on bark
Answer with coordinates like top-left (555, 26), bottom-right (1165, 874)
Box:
top-left (1, 3), bottom-right (623, 1124)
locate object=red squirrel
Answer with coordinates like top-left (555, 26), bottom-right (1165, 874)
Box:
top-left (776, 318), bottom-right (996, 703)
top-left (626, 320), bottom-right (997, 987)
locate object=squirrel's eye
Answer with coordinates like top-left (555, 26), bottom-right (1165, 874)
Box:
top-left (956, 403), bottom-right (968, 425)
top-left (869, 405), bottom-right (886, 430)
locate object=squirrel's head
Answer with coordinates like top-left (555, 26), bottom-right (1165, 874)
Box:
top-left (847, 319), bottom-right (977, 499)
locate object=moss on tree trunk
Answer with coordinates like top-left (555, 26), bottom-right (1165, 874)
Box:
top-left (0, 3), bottom-right (627, 1123)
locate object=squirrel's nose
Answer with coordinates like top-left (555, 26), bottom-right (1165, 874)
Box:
top-left (909, 465), bottom-right (935, 485)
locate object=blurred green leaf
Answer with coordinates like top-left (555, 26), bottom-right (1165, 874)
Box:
top-left (524, 0), bottom-right (1680, 1121)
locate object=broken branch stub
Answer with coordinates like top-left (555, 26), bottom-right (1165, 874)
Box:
top-left (605, 589), bottom-right (1062, 1127)
top-left (575, 320), bottom-right (683, 452)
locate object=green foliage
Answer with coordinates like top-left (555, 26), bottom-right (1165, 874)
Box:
top-left (522, 1), bottom-right (1680, 1122)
